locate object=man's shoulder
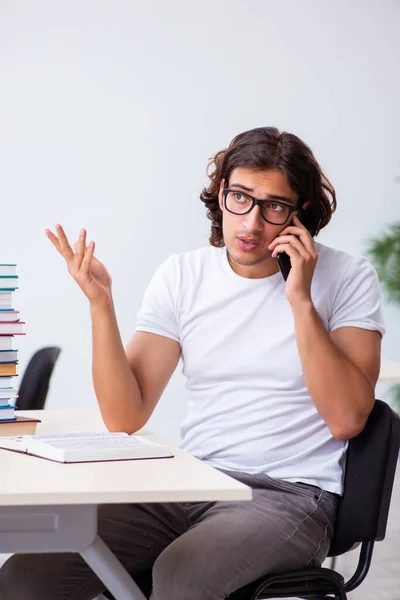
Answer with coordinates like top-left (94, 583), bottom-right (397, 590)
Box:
top-left (154, 246), bottom-right (224, 291)
top-left (315, 241), bottom-right (354, 263)
top-left (314, 241), bottom-right (371, 279)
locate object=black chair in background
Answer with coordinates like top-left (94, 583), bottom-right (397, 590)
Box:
top-left (101, 399), bottom-right (400, 600)
top-left (15, 346), bottom-right (61, 410)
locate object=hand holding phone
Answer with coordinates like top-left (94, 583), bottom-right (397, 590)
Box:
top-left (276, 210), bottom-right (303, 281)
top-left (270, 211), bottom-right (318, 306)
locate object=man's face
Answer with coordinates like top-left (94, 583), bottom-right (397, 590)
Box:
top-left (218, 167), bottom-right (300, 279)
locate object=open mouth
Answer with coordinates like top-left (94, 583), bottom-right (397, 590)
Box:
top-left (237, 238), bottom-right (261, 251)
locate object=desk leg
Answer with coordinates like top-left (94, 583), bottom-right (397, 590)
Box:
top-left (0, 505), bottom-right (147, 600)
top-left (81, 535), bottom-right (147, 600)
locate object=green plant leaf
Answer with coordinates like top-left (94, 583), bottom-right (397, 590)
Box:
top-left (365, 221), bottom-right (400, 303)
top-left (385, 383), bottom-right (400, 414)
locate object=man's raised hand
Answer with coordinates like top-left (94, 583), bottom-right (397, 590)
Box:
top-left (45, 224), bottom-right (112, 306)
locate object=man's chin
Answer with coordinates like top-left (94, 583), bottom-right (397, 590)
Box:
top-left (227, 246), bottom-right (271, 267)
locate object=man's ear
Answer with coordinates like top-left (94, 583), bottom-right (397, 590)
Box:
top-left (218, 179), bottom-right (225, 211)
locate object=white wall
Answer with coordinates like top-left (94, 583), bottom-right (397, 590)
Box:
top-left (0, 0), bottom-right (399, 443)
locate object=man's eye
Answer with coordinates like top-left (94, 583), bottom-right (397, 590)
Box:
top-left (234, 193), bottom-right (248, 202)
top-left (268, 202), bottom-right (284, 211)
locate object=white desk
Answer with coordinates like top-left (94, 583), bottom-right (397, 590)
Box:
top-left (0, 409), bottom-right (252, 600)
top-left (379, 360), bottom-right (400, 383)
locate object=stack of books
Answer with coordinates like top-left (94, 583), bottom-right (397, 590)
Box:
top-left (0, 264), bottom-right (40, 435)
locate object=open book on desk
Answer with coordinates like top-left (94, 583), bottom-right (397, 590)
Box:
top-left (0, 431), bottom-right (174, 463)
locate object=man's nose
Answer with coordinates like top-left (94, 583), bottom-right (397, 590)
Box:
top-left (242, 204), bottom-right (264, 230)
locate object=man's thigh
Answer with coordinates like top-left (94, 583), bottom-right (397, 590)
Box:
top-left (151, 477), bottom-right (338, 600)
top-left (0, 501), bottom-right (185, 600)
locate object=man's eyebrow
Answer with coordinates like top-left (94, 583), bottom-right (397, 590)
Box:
top-left (228, 182), bottom-right (296, 205)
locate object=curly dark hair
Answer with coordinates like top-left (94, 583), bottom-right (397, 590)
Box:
top-left (200, 127), bottom-right (337, 247)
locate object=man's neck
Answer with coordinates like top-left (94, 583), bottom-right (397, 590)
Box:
top-left (226, 252), bottom-right (280, 279)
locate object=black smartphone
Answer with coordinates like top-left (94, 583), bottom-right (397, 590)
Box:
top-left (276, 210), bottom-right (304, 281)
top-left (276, 251), bottom-right (292, 281)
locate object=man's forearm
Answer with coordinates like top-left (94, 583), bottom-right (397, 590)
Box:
top-left (291, 300), bottom-right (375, 440)
top-left (90, 298), bottom-right (144, 432)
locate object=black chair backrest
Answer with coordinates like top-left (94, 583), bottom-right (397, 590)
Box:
top-left (16, 346), bottom-right (61, 411)
top-left (329, 399), bottom-right (400, 557)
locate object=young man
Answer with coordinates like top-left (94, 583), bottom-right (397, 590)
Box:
top-left (0, 127), bottom-right (385, 599)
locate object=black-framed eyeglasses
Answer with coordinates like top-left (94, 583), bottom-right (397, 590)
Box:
top-left (222, 188), bottom-right (303, 226)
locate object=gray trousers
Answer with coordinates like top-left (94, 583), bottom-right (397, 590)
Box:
top-left (0, 469), bottom-right (338, 600)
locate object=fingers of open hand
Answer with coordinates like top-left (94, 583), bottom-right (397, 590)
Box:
top-left (80, 241), bottom-right (95, 275)
top-left (44, 229), bottom-right (62, 254)
top-left (46, 226), bottom-right (98, 287)
top-left (46, 226), bottom-right (92, 280)
top-left (72, 238), bottom-right (94, 276)
top-left (54, 224), bottom-right (75, 262)
top-left (74, 229), bottom-right (87, 270)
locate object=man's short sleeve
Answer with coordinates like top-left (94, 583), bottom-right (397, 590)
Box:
top-left (328, 256), bottom-right (386, 336)
top-left (135, 255), bottom-right (180, 342)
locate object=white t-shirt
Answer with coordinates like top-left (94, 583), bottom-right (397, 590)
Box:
top-left (135, 242), bottom-right (385, 495)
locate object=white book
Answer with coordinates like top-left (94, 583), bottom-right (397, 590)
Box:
top-left (0, 338), bottom-right (13, 351)
top-left (0, 405), bottom-right (16, 421)
top-left (0, 322), bottom-right (24, 334)
top-left (0, 351), bottom-right (18, 362)
top-left (0, 398), bottom-right (16, 407)
top-left (0, 389), bottom-right (18, 401)
top-left (0, 292), bottom-right (12, 309)
top-left (0, 265), bottom-right (17, 277)
top-left (0, 310), bottom-right (20, 322)
top-left (0, 431), bottom-right (174, 463)
top-left (0, 375), bottom-right (14, 386)
top-left (0, 277), bottom-right (19, 290)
